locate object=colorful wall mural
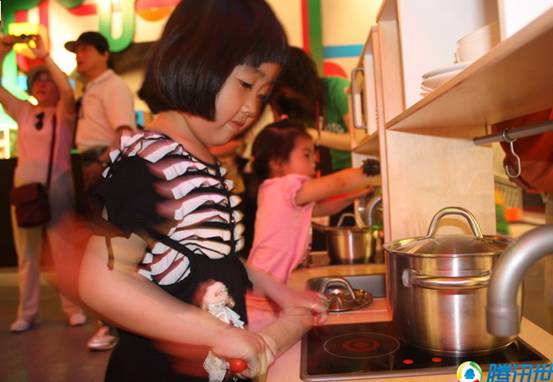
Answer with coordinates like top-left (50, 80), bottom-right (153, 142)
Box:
top-left (0, 0), bottom-right (380, 156)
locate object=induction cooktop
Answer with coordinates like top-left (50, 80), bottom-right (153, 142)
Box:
top-left (301, 321), bottom-right (549, 381)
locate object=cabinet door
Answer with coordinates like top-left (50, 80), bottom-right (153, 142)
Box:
top-left (351, 27), bottom-right (382, 155)
top-left (498, 0), bottom-right (553, 38)
top-left (362, 37), bottom-right (379, 137)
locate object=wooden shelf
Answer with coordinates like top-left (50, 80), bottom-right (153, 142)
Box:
top-left (376, 0), bottom-right (396, 22)
top-left (352, 132), bottom-right (379, 155)
top-left (385, 6), bottom-right (553, 137)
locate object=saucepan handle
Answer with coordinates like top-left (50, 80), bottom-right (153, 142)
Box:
top-left (425, 206), bottom-right (483, 239)
top-left (318, 277), bottom-right (357, 300)
top-left (403, 269), bottom-right (490, 290)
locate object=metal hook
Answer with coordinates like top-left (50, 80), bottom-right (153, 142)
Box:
top-left (502, 130), bottom-right (521, 178)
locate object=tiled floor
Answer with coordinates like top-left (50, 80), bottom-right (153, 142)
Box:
top-left (1, 220), bottom-right (552, 382)
top-left (0, 272), bottom-right (109, 382)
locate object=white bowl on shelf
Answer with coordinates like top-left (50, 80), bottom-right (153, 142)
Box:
top-left (455, 22), bottom-right (500, 62)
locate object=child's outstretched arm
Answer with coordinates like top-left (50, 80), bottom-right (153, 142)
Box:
top-left (79, 233), bottom-right (270, 378)
top-left (295, 167), bottom-right (378, 207)
top-left (313, 187), bottom-right (373, 217)
top-left (245, 262), bottom-right (328, 364)
top-left (245, 262), bottom-right (328, 324)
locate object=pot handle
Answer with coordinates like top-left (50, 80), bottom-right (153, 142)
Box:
top-left (337, 212), bottom-right (357, 227)
top-left (367, 195), bottom-right (382, 227)
top-left (318, 278), bottom-right (357, 300)
top-left (313, 213), bottom-right (358, 231)
top-left (403, 269), bottom-right (490, 290)
top-left (425, 207), bottom-right (483, 239)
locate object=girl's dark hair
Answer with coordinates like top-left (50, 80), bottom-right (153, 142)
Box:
top-left (269, 46), bottom-right (325, 125)
top-left (251, 119), bottom-right (311, 180)
top-left (139, 0), bottom-right (288, 117)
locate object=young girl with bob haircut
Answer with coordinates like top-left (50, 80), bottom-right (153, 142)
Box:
top-left (78, 1), bottom-right (327, 381)
top-left (247, 119), bottom-right (379, 284)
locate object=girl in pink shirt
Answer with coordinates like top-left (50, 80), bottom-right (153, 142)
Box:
top-left (246, 120), bottom-right (378, 331)
top-left (247, 119), bottom-right (379, 282)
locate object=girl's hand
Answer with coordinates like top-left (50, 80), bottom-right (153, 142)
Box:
top-left (280, 289), bottom-right (329, 325)
top-left (211, 326), bottom-right (270, 378)
top-left (28, 34), bottom-right (48, 60)
top-left (157, 326), bottom-right (270, 378)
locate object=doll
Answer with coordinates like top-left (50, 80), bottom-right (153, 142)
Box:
top-left (201, 280), bottom-right (245, 328)
top-left (198, 280), bottom-right (246, 381)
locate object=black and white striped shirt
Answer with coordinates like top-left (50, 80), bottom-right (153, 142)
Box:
top-left (100, 131), bottom-right (244, 286)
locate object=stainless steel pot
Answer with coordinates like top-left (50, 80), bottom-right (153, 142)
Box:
top-left (384, 207), bottom-right (519, 355)
top-left (314, 213), bottom-right (378, 264)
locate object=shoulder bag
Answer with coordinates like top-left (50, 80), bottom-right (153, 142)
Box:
top-left (10, 115), bottom-right (57, 228)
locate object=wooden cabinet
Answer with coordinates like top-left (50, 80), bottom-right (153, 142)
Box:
top-left (350, 26), bottom-right (383, 157)
top-left (352, 1), bottom-right (553, 241)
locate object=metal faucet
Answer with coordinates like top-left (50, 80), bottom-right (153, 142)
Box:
top-left (487, 224), bottom-right (553, 336)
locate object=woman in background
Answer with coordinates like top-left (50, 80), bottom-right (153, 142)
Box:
top-left (0, 35), bottom-right (86, 332)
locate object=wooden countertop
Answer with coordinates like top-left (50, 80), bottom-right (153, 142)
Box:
top-left (263, 261), bottom-right (553, 382)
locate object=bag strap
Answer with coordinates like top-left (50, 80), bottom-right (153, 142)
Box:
top-left (45, 114), bottom-right (57, 190)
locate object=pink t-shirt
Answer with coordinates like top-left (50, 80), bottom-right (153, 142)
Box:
top-left (247, 174), bottom-right (315, 282)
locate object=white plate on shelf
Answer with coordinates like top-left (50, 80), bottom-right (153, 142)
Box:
top-left (420, 84), bottom-right (434, 92)
top-left (421, 69), bottom-right (464, 90)
top-left (421, 61), bottom-right (472, 79)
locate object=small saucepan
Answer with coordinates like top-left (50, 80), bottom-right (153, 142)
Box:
top-left (313, 213), bottom-right (377, 264)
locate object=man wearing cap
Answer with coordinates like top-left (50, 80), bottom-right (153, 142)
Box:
top-left (65, 31), bottom-right (136, 193)
top-left (65, 31), bottom-right (136, 351)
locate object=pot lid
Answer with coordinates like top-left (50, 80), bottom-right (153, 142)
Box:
top-left (384, 207), bottom-right (511, 256)
top-left (386, 233), bottom-right (510, 256)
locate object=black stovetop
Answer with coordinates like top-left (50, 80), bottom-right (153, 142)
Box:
top-left (301, 321), bottom-right (549, 381)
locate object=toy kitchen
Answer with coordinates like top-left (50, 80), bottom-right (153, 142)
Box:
top-left (269, 0), bottom-right (553, 378)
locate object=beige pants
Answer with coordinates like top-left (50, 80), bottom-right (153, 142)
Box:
top-left (11, 171), bottom-right (84, 321)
